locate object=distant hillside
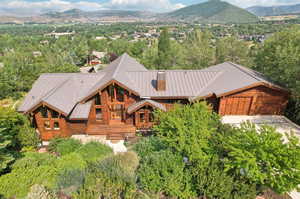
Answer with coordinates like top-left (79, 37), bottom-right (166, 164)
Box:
top-left (43, 9), bottom-right (155, 20)
top-left (247, 4), bottom-right (300, 16)
top-left (164, 0), bottom-right (259, 23)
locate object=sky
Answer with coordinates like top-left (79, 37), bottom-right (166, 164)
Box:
top-left (0, 0), bottom-right (299, 16)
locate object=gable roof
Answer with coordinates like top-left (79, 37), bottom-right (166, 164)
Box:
top-left (190, 62), bottom-right (288, 101)
top-left (127, 99), bottom-right (167, 114)
top-left (18, 54), bottom-right (288, 116)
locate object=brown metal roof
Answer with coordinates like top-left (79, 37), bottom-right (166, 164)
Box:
top-left (127, 100), bottom-right (166, 114)
top-left (69, 101), bottom-right (93, 120)
top-left (19, 54), bottom-right (287, 116)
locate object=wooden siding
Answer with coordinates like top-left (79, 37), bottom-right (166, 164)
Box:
top-left (219, 85), bottom-right (289, 116)
top-left (31, 84), bottom-right (289, 141)
top-left (34, 107), bottom-right (70, 141)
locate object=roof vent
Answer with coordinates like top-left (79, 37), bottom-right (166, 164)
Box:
top-left (157, 71), bottom-right (166, 91)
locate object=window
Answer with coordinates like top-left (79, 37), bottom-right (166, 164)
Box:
top-left (95, 94), bottom-right (101, 105)
top-left (54, 121), bottom-right (60, 130)
top-left (44, 121), bottom-right (51, 130)
top-left (116, 87), bottom-right (124, 102)
top-left (140, 113), bottom-right (146, 123)
top-left (40, 107), bottom-right (48, 118)
top-left (109, 86), bottom-right (114, 100)
top-left (51, 110), bottom-right (59, 118)
top-left (96, 108), bottom-right (103, 120)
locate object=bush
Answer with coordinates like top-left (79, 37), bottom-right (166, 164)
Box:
top-left (0, 153), bottom-right (58, 198)
top-left (48, 138), bottom-right (82, 156)
top-left (56, 168), bottom-right (85, 195)
top-left (154, 102), bottom-right (221, 162)
top-left (75, 152), bottom-right (140, 199)
top-left (191, 157), bottom-right (256, 199)
top-left (132, 136), bottom-right (167, 158)
top-left (137, 150), bottom-right (194, 199)
top-left (213, 122), bottom-right (300, 194)
top-left (0, 107), bottom-right (39, 173)
top-left (26, 184), bottom-right (57, 199)
top-left (76, 141), bottom-right (113, 163)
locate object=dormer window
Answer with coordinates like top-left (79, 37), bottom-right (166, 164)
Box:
top-left (51, 110), bottom-right (59, 118)
top-left (40, 107), bottom-right (48, 118)
top-left (95, 94), bottom-right (101, 105)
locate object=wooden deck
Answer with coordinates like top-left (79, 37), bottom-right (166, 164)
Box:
top-left (86, 123), bottom-right (136, 140)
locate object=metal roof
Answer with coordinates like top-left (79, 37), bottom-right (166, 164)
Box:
top-left (19, 54), bottom-right (287, 117)
top-left (127, 70), bottom-right (222, 98)
top-left (127, 99), bottom-right (166, 114)
top-left (69, 101), bottom-right (93, 120)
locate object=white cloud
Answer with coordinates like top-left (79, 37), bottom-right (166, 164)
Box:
top-left (225, 0), bottom-right (299, 8)
top-left (107, 0), bottom-right (185, 11)
top-left (0, 0), bottom-right (186, 16)
top-left (0, 0), bottom-right (103, 16)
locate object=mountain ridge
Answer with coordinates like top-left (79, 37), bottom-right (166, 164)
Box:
top-left (247, 4), bottom-right (300, 16)
top-left (0, 0), bottom-right (259, 24)
top-left (164, 0), bottom-right (259, 23)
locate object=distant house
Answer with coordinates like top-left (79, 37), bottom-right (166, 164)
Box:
top-left (40, 40), bottom-right (49, 45)
top-left (88, 51), bottom-right (106, 66)
top-left (80, 65), bottom-right (102, 73)
top-left (33, 51), bottom-right (42, 57)
top-left (44, 32), bottom-right (75, 39)
top-left (95, 36), bottom-right (106, 40)
top-left (19, 53), bottom-right (289, 142)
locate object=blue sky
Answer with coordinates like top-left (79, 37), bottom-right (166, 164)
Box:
top-left (0, 0), bottom-right (299, 16)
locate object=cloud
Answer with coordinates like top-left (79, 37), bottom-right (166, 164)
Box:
top-left (0, 0), bottom-right (186, 16)
top-left (107, 0), bottom-right (185, 12)
top-left (225, 0), bottom-right (299, 8)
top-left (0, 0), bottom-right (103, 16)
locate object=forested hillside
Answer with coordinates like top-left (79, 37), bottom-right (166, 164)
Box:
top-left (247, 4), bottom-right (300, 17)
top-left (165, 0), bottom-right (259, 23)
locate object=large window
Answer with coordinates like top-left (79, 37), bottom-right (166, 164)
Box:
top-left (96, 108), bottom-right (103, 121)
top-left (40, 107), bottom-right (48, 118)
top-left (95, 94), bottom-right (101, 105)
top-left (140, 112), bottom-right (146, 123)
top-left (51, 110), bottom-right (59, 118)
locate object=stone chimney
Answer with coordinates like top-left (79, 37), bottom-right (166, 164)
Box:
top-left (157, 71), bottom-right (166, 91)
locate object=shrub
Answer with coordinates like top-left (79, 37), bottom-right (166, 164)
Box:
top-left (76, 141), bottom-right (113, 163)
top-left (213, 122), bottom-right (300, 194)
top-left (0, 107), bottom-right (39, 173)
top-left (48, 138), bottom-right (82, 156)
top-left (26, 184), bottom-right (57, 199)
top-left (17, 119), bottom-right (40, 152)
top-left (55, 168), bottom-right (85, 195)
top-left (191, 157), bottom-right (256, 199)
top-left (75, 152), bottom-right (140, 199)
top-left (137, 150), bottom-right (194, 199)
top-left (132, 136), bottom-right (167, 158)
top-left (99, 151), bottom-right (139, 183)
top-left (154, 102), bottom-right (221, 162)
top-left (0, 153), bottom-right (58, 198)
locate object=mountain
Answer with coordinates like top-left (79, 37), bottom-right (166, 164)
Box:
top-left (247, 4), bottom-right (300, 17)
top-left (164, 0), bottom-right (259, 23)
top-left (0, 1), bottom-right (259, 24)
top-left (42, 9), bottom-right (155, 21)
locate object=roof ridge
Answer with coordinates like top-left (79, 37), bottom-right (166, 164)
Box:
top-left (42, 77), bottom-right (72, 101)
top-left (227, 62), bottom-right (264, 82)
top-left (112, 53), bottom-right (126, 79)
top-left (190, 71), bottom-right (224, 101)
